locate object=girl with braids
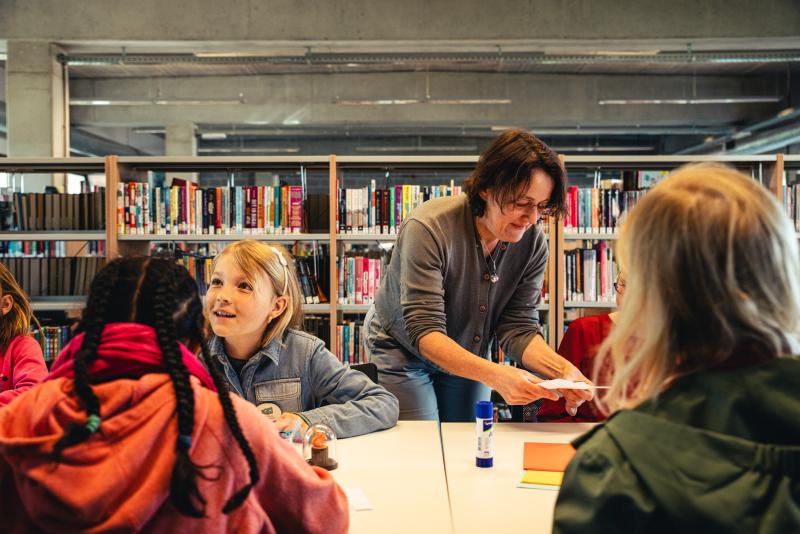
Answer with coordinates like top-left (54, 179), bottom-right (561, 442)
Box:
top-left (0, 257), bottom-right (348, 533)
top-left (206, 240), bottom-right (398, 438)
top-left (0, 262), bottom-right (47, 406)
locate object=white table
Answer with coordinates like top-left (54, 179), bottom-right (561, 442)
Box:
top-left (441, 422), bottom-right (596, 534)
top-left (332, 420), bottom-right (453, 534)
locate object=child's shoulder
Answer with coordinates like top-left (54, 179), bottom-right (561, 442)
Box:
top-left (284, 329), bottom-right (327, 348)
top-left (5, 334), bottom-right (42, 356)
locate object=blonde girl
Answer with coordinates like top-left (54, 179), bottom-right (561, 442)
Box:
top-left (554, 164), bottom-right (800, 533)
top-left (204, 240), bottom-right (398, 438)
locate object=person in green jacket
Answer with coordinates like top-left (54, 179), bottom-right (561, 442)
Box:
top-left (554, 163), bottom-right (800, 534)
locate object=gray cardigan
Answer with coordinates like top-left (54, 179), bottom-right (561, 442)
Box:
top-left (373, 194), bottom-right (548, 365)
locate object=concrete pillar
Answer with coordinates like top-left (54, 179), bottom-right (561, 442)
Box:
top-left (5, 40), bottom-right (69, 191)
top-left (165, 122), bottom-right (197, 185)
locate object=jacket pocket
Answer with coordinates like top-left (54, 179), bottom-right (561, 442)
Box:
top-left (253, 378), bottom-right (302, 414)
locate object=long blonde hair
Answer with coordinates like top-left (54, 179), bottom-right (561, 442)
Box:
top-left (0, 262), bottom-right (39, 352)
top-left (210, 240), bottom-right (303, 348)
top-left (596, 163), bottom-right (800, 413)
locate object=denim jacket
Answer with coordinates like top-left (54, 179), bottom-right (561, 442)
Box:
top-left (208, 329), bottom-right (399, 438)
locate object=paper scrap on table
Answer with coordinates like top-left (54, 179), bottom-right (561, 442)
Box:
top-left (537, 379), bottom-right (609, 390)
top-left (523, 442), bottom-right (575, 472)
top-left (521, 470), bottom-right (564, 486)
top-left (345, 487), bottom-right (374, 511)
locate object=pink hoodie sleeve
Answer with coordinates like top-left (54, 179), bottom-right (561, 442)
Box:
top-left (0, 336), bottom-right (48, 406)
top-left (234, 396), bottom-right (350, 534)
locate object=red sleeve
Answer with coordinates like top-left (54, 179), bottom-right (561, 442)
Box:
top-left (235, 396), bottom-right (349, 533)
top-left (536, 319), bottom-right (588, 422)
top-left (537, 316), bottom-right (612, 423)
top-left (0, 336), bottom-right (48, 407)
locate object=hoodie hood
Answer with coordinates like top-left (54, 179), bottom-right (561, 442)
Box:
top-left (604, 410), bottom-right (800, 526)
top-left (0, 373), bottom-right (205, 531)
top-left (579, 357), bottom-right (800, 530)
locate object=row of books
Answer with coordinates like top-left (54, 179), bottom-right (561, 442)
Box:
top-left (336, 320), bottom-right (367, 365)
top-left (31, 326), bottom-right (71, 365)
top-left (564, 241), bottom-right (617, 303)
top-left (164, 242), bottom-right (328, 304)
top-left (564, 187), bottom-right (647, 234)
top-left (117, 182), bottom-right (305, 235)
top-left (303, 316), bottom-right (330, 350)
top-left (9, 191), bottom-right (106, 231)
top-left (0, 240), bottom-right (105, 258)
top-left (336, 247), bottom-right (385, 305)
top-left (783, 182), bottom-right (800, 232)
top-left (5, 257), bottom-right (105, 297)
top-left (337, 182), bottom-right (462, 234)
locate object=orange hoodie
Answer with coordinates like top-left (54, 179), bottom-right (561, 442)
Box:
top-left (0, 373), bottom-right (349, 533)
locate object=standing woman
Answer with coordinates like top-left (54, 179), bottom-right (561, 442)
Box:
top-left (365, 129), bottom-right (592, 422)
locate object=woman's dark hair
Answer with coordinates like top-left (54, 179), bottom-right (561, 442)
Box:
top-left (52, 257), bottom-right (259, 517)
top-left (464, 129), bottom-right (567, 218)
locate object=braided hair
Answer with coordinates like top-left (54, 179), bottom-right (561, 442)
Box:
top-left (52, 257), bottom-right (260, 516)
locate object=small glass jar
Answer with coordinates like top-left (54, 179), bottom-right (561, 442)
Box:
top-left (303, 424), bottom-right (339, 471)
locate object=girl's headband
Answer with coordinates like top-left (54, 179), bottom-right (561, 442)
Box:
top-left (270, 246), bottom-right (289, 294)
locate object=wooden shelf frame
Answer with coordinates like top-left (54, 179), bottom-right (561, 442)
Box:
top-left (1, 154), bottom-right (788, 354)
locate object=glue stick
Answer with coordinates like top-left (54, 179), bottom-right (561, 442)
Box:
top-left (475, 400), bottom-right (494, 468)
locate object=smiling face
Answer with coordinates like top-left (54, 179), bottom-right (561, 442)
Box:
top-left (205, 254), bottom-right (286, 358)
top-left (477, 168), bottom-right (555, 243)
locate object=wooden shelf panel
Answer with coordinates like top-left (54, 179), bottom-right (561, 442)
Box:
top-left (118, 233), bottom-right (330, 242)
top-left (565, 301), bottom-right (616, 308)
top-left (563, 232), bottom-right (619, 240)
top-left (31, 296), bottom-right (87, 311)
top-left (0, 231), bottom-right (105, 241)
top-left (338, 304), bottom-right (372, 313)
top-left (337, 233), bottom-right (398, 242)
top-left (303, 304), bottom-right (331, 313)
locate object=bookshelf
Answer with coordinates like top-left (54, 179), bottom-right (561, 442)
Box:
top-left (0, 158), bottom-right (107, 312)
top-left (781, 155), bottom-right (800, 238)
top-left (332, 156), bottom-right (558, 360)
top-left (2, 154), bottom-right (790, 361)
top-left (104, 154), bottom-right (339, 346)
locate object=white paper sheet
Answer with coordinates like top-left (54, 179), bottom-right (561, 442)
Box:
top-left (537, 379), bottom-right (609, 390)
top-left (345, 487), bottom-right (374, 511)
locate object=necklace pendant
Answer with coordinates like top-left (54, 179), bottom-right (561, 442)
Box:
top-left (490, 274), bottom-right (500, 284)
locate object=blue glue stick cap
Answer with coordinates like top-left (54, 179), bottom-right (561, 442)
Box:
top-left (476, 400), bottom-right (493, 420)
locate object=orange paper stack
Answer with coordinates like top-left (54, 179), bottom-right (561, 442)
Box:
top-left (519, 442), bottom-right (576, 490)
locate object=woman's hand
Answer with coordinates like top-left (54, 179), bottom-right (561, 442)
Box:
top-left (490, 365), bottom-right (560, 405)
top-left (558, 365), bottom-right (594, 416)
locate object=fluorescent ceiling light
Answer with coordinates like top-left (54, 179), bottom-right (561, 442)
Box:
top-left (336, 98), bottom-right (511, 106)
top-left (355, 145), bottom-right (477, 152)
top-left (551, 146), bottom-right (654, 152)
top-left (429, 99), bottom-right (511, 105)
top-left (193, 50), bottom-right (302, 58)
top-left (598, 96), bottom-right (782, 105)
top-left (197, 147), bottom-right (300, 154)
top-left (70, 98), bottom-right (244, 106)
top-left (593, 49), bottom-right (661, 56)
top-left (133, 127), bottom-right (166, 134)
top-left (336, 99), bottom-right (422, 106)
top-left (200, 132), bottom-right (228, 140)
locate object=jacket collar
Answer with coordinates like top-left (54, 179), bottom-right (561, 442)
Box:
top-left (208, 335), bottom-right (281, 367)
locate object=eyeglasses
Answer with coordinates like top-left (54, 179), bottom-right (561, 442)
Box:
top-left (505, 199), bottom-right (552, 217)
top-left (613, 282), bottom-right (625, 295)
